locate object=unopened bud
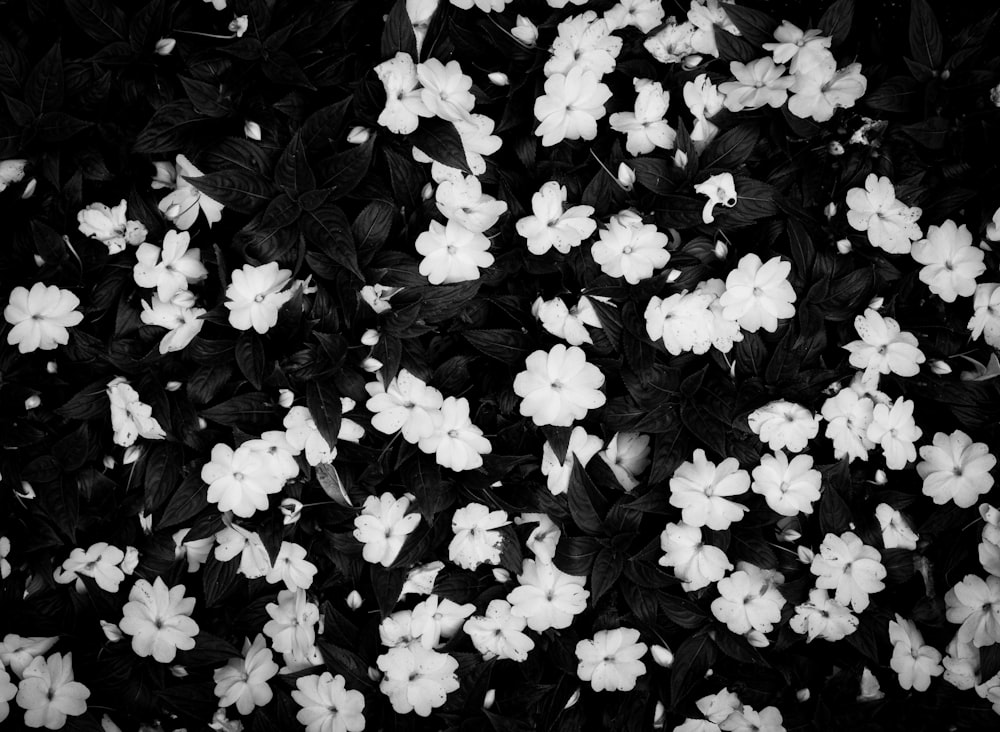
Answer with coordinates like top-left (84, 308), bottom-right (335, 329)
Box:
top-left (24, 395), bottom-right (40, 410)
top-left (368, 666), bottom-right (381, 682)
top-left (197, 417), bottom-right (207, 430)
top-left (991, 83), bottom-right (1000, 107)
top-left (103, 455), bottom-right (116, 470)
top-left (229, 15), bottom-right (249, 37)
top-left (683, 54), bottom-right (704, 69)
top-left (362, 357), bottom-right (384, 373)
top-left (746, 630), bottom-right (769, 648)
top-left (347, 126), bottom-right (371, 145)
top-left (123, 445), bottom-right (143, 465)
top-left (46, 361), bottom-right (57, 374)
top-left (492, 568), bottom-right (510, 583)
top-left (169, 665), bottom-right (188, 678)
top-left (17, 481), bottom-right (35, 500)
top-left (21, 178), bottom-right (36, 199)
top-left (281, 498), bottom-right (304, 524)
top-left (824, 202), bottom-right (837, 219)
top-left (653, 701), bottom-right (667, 729)
top-left (278, 389), bottom-right (295, 409)
top-left (796, 688), bottom-right (810, 702)
top-left (511, 15), bottom-right (538, 46)
top-left (155, 38), bottom-right (176, 56)
top-left (421, 182), bottom-right (435, 201)
top-left (873, 469), bottom-right (888, 485)
top-left (33, 254), bottom-right (45, 267)
top-left (650, 644), bottom-right (674, 667)
top-left (797, 546), bottom-right (815, 564)
top-left (100, 620), bottom-right (123, 642)
top-left (487, 72), bottom-right (509, 87)
top-left (165, 380), bottom-right (182, 392)
top-left (244, 120), bottom-right (262, 141)
top-left (713, 239), bottom-right (728, 260)
top-left (836, 238), bottom-right (852, 255)
top-left (868, 296), bottom-right (884, 310)
top-left (929, 359), bottom-right (951, 375)
top-left (704, 668), bottom-right (714, 678)
top-left (828, 141), bottom-right (845, 156)
top-left (673, 149), bottom-right (689, 169)
top-left (666, 268), bottom-right (681, 283)
top-left (360, 329), bottom-right (380, 347)
top-left (346, 590), bottom-right (363, 610)
top-left (564, 689), bottom-right (580, 710)
top-left (101, 713), bottom-right (124, 732)
top-left (617, 162), bottom-right (635, 191)
top-left (483, 689), bottom-right (496, 710)
top-left (777, 527), bottom-right (801, 542)
top-left (121, 546), bottom-right (139, 575)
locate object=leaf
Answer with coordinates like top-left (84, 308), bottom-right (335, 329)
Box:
top-left (371, 565), bottom-right (406, 618)
top-left (275, 132), bottom-right (316, 195)
top-left (660, 593), bottom-right (708, 628)
top-left (670, 633), bottom-right (717, 708)
top-left (202, 555), bottom-right (240, 607)
top-left (133, 100), bottom-right (203, 154)
top-left (35, 112), bottom-right (91, 142)
top-left (590, 549), bottom-right (623, 606)
top-left (317, 642), bottom-right (375, 691)
top-left (554, 535), bottom-right (601, 575)
top-left (315, 462), bottom-right (353, 507)
top-left (179, 76), bottom-right (231, 118)
top-left (462, 329), bottom-right (532, 362)
top-left (623, 582), bottom-right (659, 626)
top-left (235, 331), bottom-right (266, 389)
top-left (55, 379), bottom-right (109, 420)
top-left (201, 392), bottom-right (277, 429)
top-left (302, 205), bottom-right (363, 280)
top-left (352, 200), bottom-right (395, 253)
top-left (408, 118), bottom-right (471, 173)
top-left (817, 0), bottom-right (855, 47)
top-left (319, 137), bottom-right (374, 196)
top-left (143, 443), bottom-right (182, 513)
top-left (65, 0), bottom-right (128, 44)
top-left (901, 117), bottom-right (950, 150)
top-left (818, 461), bottom-right (853, 535)
top-left (864, 76), bottom-right (920, 113)
top-left (703, 125), bottom-right (759, 172)
top-left (186, 169), bottom-right (275, 215)
top-left (306, 381), bottom-right (342, 454)
top-left (25, 43), bottom-right (63, 115)
top-left (909, 0), bottom-right (943, 69)
top-left (567, 458), bottom-right (605, 536)
top-left (158, 471), bottom-right (209, 530)
top-left (720, 5), bottom-right (778, 48)
top-left (129, 0), bottom-right (166, 53)
top-left (713, 28), bottom-right (758, 63)
top-left (380, 0), bottom-right (418, 59)
top-left (0, 37), bottom-right (27, 94)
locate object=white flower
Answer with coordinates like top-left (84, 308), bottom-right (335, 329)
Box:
top-left (410, 594), bottom-right (475, 649)
top-left (576, 628), bottom-right (647, 692)
top-left (0, 158), bottom-right (27, 192)
top-left (417, 58), bottom-right (476, 123)
top-left (659, 521), bottom-right (733, 592)
top-left (541, 426), bottom-right (603, 496)
top-left (132, 230), bottom-right (208, 302)
top-left (751, 452), bottom-right (822, 517)
top-left (0, 665), bottom-right (14, 725)
top-left (435, 175), bottom-right (507, 233)
top-left (722, 705), bottom-right (786, 732)
top-left (544, 12), bottom-right (622, 79)
top-left (213, 635), bottom-right (278, 715)
top-left (415, 219), bottom-right (494, 285)
top-left (644, 17), bottom-right (697, 64)
top-left (943, 634), bottom-right (980, 690)
top-left (507, 558), bottom-right (589, 632)
top-left (0, 536), bottom-right (9, 580)
top-left (762, 21), bottom-right (831, 71)
top-left (0, 636), bottom-right (58, 677)
top-left (243, 431), bottom-right (300, 482)
top-left (592, 210), bottom-right (671, 284)
top-left (711, 568), bottom-right (785, 638)
top-left (599, 432), bottom-right (651, 491)
top-left (201, 443), bottom-right (284, 518)
top-left (16, 653), bottom-right (90, 729)
top-left (463, 600), bottom-right (535, 662)
top-left (265, 542), bottom-right (318, 592)
top-left (283, 405), bottom-right (342, 467)
top-left (747, 400), bottom-right (819, 454)
top-left (533, 296), bottom-right (602, 346)
top-left (379, 610), bottom-right (416, 648)
top-left (789, 588), bottom-right (858, 642)
top-left (517, 513), bottom-right (561, 563)
top-left (513, 344), bottom-right (606, 427)
top-left (844, 309), bottom-right (925, 386)
top-left (604, 0), bottom-right (665, 33)
top-left (719, 254), bottom-right (796, 333)
top-left (694, 173), bottom-right (738, 224)
top-left (720, 58), bottom-right (793, 112)
top-left (687, 0), bottom-right (739, 57)
top-left (876, 504), bottom-right (919, 551)
top-left (866, 397), bottom-right (922, 471)
top-left (845, 174), bottom-right (922, 254)
top-left (106, 377), bottom-right (166, 448)
top-left (4, 282), bottom-right (83, 353)
top-left (400, 561), bottom-right (445, 599)
top-left (377, 645), bottom-right (459, 717)
top-left (451, 113), bottom-right (503, 176)
top-left (917, 430), bottom-right (996, 508)
top-left (810, 532), bottom-right (886, 612)
top-left (418, 396), bottom-right (492, 471)
top-left (353, 493), bottom-right (421, 567)
top-left (53, 542), bottom-right (125, 593)
top-left (119, 577), bottom-right (199, 663)
top-left (77, 199), bottom-right (147, 254)
top-left (516, 182), bottom-right (596, 255)
top-left (365, 369), bottom-right (443, 444)
top-left (645, 279), bottom-right (742, 356)
top-left (683, 73), bottom-right (725, 149)
top-left (969, 283), bottom-right (1000, 348)
top-left (292, 672), bottom-right (365, 732)
top-left (264, 589), bottom-right (319, 656)
top-left (788, 62), bottom-right (867, 122)
top-left (534, 66), bottom-right (612, 147)
top-left (669, 449), bottom-right (750, 531)
top-left (911, 220), bottom-right (986, 302)
top-left (449, 503), bottom-right (508, 570)
top-left (360, 283), bottom-right (402, 314)
top-left (889, 615), bottom-right (943, 691)
top-left (374, 53), bottom-right (430, 135)
top-left (225, 262), bottom-right (294, 334)
top-left (820, 383), bottom-right (877, 462)
top-left (157, 154), bottom-right (225, 230)
top-left (139, 291), bottom-right (206, 354)
top-left (214, 524), bottom-right (272, 579)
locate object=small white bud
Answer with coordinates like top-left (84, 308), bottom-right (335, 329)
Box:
top-left (197, 417), bottom-right (207, 430)
top-left (155, 38), bottom-right (176, 56)
top-left (617, 162), bottom-right (635, 191)
top-left (101, 713), bottom-right (124, 732)
top-left (828, 141), bottom-right (845, 156)
top-left (487, 72), bottom-right (509, 87)
top-left (796, 688), bottom-right (811, 702)
top-left (244, 120), bottom-right (262, 141)
top-left (100, 620), bottom-right (124, 642)
top-left (929, 359), bottom-right (952, 375)
top-left (873, 469), bottom-right (888, 485)
top-left (368, 666), bottom-right (382, 682)
top-left (704, 668), bottom-right (714, 678)
top-left (360, 329), bottom-right (380, 347)
top-left (317, 613), bottom-right (325, 636)
top-left (277, 388), bottom-right (295, 409)
top-left (138, 511), bottom-right (154, 535)
top-left (16, 481), bottom-right (35, 500)
top-left (121, 546), bottom-right (139, 575)
top-left (868, 296), bottom-right (884, 310)
top-left (824, 202), bottom-right (837, 219)
top-left (281, 498), bottom-right (304, 524)
top-left (229, 15), bottom-right (249, 38)
top-left (564, 689), bottom-right (580, 710)
top-left (347, 126), bottom-right (371, 145)
top-left (169, 665), bottom-right (188, 678)
top-left (362, 357), bottom-right (384, 373)
top-left (46, 361), bottom-right (57, 374)
top-left (123, 445), bottom-right (143, 465)
top-left (836, 238), bottom-right (852, 255)
top-left (653, 701), bottom-right (667, 729)
top-left (24, 395), bottom-right (41, 410)
top-left (483, 689), bottom-right (496, 710)
top-left (421, 182), bottom-right (435, 200)
top-left (165, 380), bottom-right (182, 392)
top-left (492, 568), bottom-right (510, 583)
top-left (666, 269), bottom-right (681, 283)
top-left (21, 178), bottom-right (36, 199)
top-left (797, 546), bottom-right (815, 564)
top-left (103, 455), bottom-right (116, 470)
top-left (713, 239), bottom-right (728, 260)
top-left (673, 149), bottom-right (689, 168)
top-left (777, 527), bottom-right (801, 542)
top-left (511, 15), bottom-right (538, 46)
top-left (682, 54), bottom-right (703, 69)
top-left (745, 630), bottom-right (769, 648)
top-left (650, 644), bottom-right (674, 667)
top-left (33, 254), bottom-right (45, 267)
top-left (346, 590), bottom-right (363, 610)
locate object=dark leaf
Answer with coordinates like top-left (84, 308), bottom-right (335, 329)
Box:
top-left (275, 132), bottom-right (316, 195)
top-left (408, 118), bottom-right (471, 173)
top-left (133, 100), bottom-right (203, 154)
top-left (670, 632), bottom-right (717, 708)
top-left (461, 329), bottom-right (532, 362)
top-left (319, 137), bottom-right (374, 196)
top-left (568, 458), bottom-right (606, 536)
top-left (371, 565), bottom-right (406, 618)
top-left (158, 470), bottom-right (210, 530)
top-left (864, 76), bottom-right (920, 113)
top-left (25, 43), bottom-right (63, 115)
top-left (590, 549), bottom-right (623, 605)
top-left (66, 0), bottom-right (128, 45)
top-left (818, 0), bottom-right (855, 47)
top-left (380, 0), bottom-right (418, 59)
top-left (55, 380), bottom-right (109, 420)
top-left (201, 392), bottom-right (277, 429)
top-left (306, 380), bottom-right (342, 454)
top-left (713, 27), bottom-right (758, 63)
top-left (703, 125), bottom-right (759, 172)
top-left (909, 0), bottom-right (943, 69)
top-left (721, 4), bottom-right (778, 47)
top-left (901, 117), bottom-right (950, 150)
top-left (186, 169), bottom-right (275, 215)
top-left (553, 535), bottom-right (602, 575)
top-left (660, 593), bottom-right (709, 629)
top-left (129, 0), bottom-right (166, 53)
top-left (179, 76), bottom-right (231, 118)
top-left (35, 112), bottom-right (90, 142)
top-left (235, 331), bottom-right (266, 390)
top-left (0, 37), bottom-right (27, 94)
top-left (202, 555), bottom-right (240, 607)
top-left (316, 462), bottom-right (353, 507)
top-left (143, 443), bottom-right (182, 513)
top-left (302, 205), bottom-right (363, 280)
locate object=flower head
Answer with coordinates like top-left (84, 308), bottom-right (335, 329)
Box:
top-left (435, 174), bottom-right (507, 233)
top-left (576, 628), bottom-right (648, 692)
top-left (545, 11), bottom-right (622, 78)
top-left (415, 219), bottom-right (494, 285)
top-left (516, 182), bottom-right (596, 255)
top-left (911, 220), bottom-right (986, 302)
top-left (139, 291), bottom-right (206, 354)
top-left (513, 344), bottom-right (606, 427)
top-left (263, 589), bottom-right (319, 656)
top-left (533, 295), bottom-right (603, 346)
top-left (810, 532), bottom-right (886, 612)
top-left (77, 200), bottom-right (148, 254)
top-left (591, 210), bottom-right (671, 284)
top-left (751, 452), bottom-right (822, 517)
top-left (449, 503), bottom-right (508, 570)
top-left (353, 493), bottom-right (421, 567)
top-left (118, 577), bottom-right (199, 663)
top-left (946, 575), bottom-right (1000, 647)
top-left (609, 78), bottom-right (676, 155)
top-left (845, 174), bottom-right (922, 254)
top-left (789, 588), bottom-right (858, 642)
top-left (4, 283), bottom-right (84, 353)
top-left (659, 521), bottom-right (733, 592)
top-left (293, 672), bottom-right (366, 732)
top-left (507, 559), bottom-right (589, 632)
top-left (225, 262), bottom-right (294, 334)
top-left (365, 369), bottom-right (443, 444)
top-left (694, 173), bottom-right (738, 224)
top-left (917, 430), bottom-right (996, 508)
top-left (875, 504), bottom-right (919, 551)
top-left (969, 283), bottom-right (1000, 348)
top-left (377, 645), bottom-right (459, 717)
top-left (669, 449), bottom-right (750, 530)
top-left (214, 635), bottom-right (279, 715)
top-left (15, 653), bottom-right (90, 729)
top-left (866, 397), bottom-right (922, 470)
top-left (418, 396), bottom-right (491, 471)
top-left (711, 568), bottom-right (786, 636)
top-left (410, 594), bottom-right (475, 649)
top-left (534, 66), bottom-right (612, 147)
top-left (157, 154), bottom-right (224, 230)
top-left (788, 62), bottom-right (867, 122)
top-left (747, 400), bottom-right (820, 454)
top-left (719, 254), bottom-right (796, 333)
top-left (201, 442), bottom-right (285, 518)
top-left (889, 615), bottom-right (943, 691)
top-left (463, 599), bottom-right (535, 662)
top-left (844, 309), bottom-right (925, 387)
top-left (599, 432), bottom-right (651, 491)
top-left (53, 542), bottom-right (126, 593)
top-left (417, 58), bottom-right (475, 124)
top-left (132, 230), bottom-right (208, 302)
top-left (720, 58), bottom-right (794, 112)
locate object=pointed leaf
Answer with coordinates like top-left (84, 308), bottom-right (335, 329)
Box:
top-left (25, 43), bottom-right (63, 114)
top-left (302, 205), bottom-right (363, 280)
top-left (408, 118), bottom-right (471, 174)
top-left (380, 0), bottom-right (417, 59)
top-left (65, 0), bottom-right (128, 44)
top-left (235, 331), bottom-right (266, 390)
top-left (909, 0), bottom-right (943, 69)
top-left (306, 380), bottom-right (342, 454)
top-left (186, 169), bottom-right (275, 215)
top-left (275, 132), bottom-right (316, 194)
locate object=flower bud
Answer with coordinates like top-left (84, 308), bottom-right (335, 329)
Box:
top-left (823, 202), bottom-right (837, 219)
top-left (33, 254), bottom-right (45, 267)
top-left (123, 445), bottom-right (143, 465)
top-left (666, 268), bottom-right (681, 283)
top-left (650, 644), bottom-right (674, 667)
top-left (487, 72), bottom-right (509, 87)
top-left (360, 329), bottom-right (380, 347)
top-left (103, 455), bottom-right (116, 470)
top-left (673, 149), bottom-right (689, 169)
top-left (278, 388), bottom-right (295, 409)
top-left (165, 380), bottom-right (182, 392)
top-left (368, 666), bottom-right (382, 682)
top-left (563, 689), bottom-right (580, 710)
top-left (138, 511), bottom-right (154, 535)
top-left (346, 590), bottom-right (363, 610)
top-left (868, 296), bottom-right (884, 310)
top-left (836, 238), bottom-right (852, 255)
top-left (421, 182), bottom-right (435, 200)
top-left (704, 668), bottom-right (714, 678)
top-left (101, 713), bottom-right (124, 732)
top-left (100, 620), bottom-right (124, 642)
top-left (991, 83), bottom-right (1000, 107)
top-left (21, 178), bottom-right (36, 199)
top-left (46, 361), bottom-right (57, 374)
top-left (683, 54), bottom-right (704, 69)
top-left (828, 141), bottom-right (845, 156)
top-left (776, 527), bottom-right (801, 542)
top-left (511, 15), bottom-right (538, 46)
top-left (121, 546), bottom-right (139, 575)
top-left (281, 498), bottom-right (304, 524)
top-left (797, 546), bottom-right (815, 564)
top-left (653, 701), bottom-right (667, 729)
top-left (244, 120), bottom-right (262, 141)
top-left (229, 15), bottom-right (249, 37)
top-left (492, 568), bottom-right (510, 583)
top-left (170, 665), bottom-right (188, 678)
top-left (155, 38), bottom-right (176, 55)
top-left (796, 688), bottom-right (810, 702)
top-left (713, 239), bottom-right (728, 260)
top-left (362, 356), bottom-right (384, 373)
top-left (617, 162), bottom-right (635, 191)
top-left (745, 630), bottom-right (769, 648)
top-left (347, 126), bottom-right (371, 145)
top-left (24, 395), bottom-right (40, 410)
top-left (17, 481), bottom-right (36, 499)
top-left (929, 359), bottom-right (952, 375)
top-left (483, 689), bottom-right (496, 710)
top-left (873, 469), bottom-right (887, 485)
top-left (197, 417), bottom-right (208, 430)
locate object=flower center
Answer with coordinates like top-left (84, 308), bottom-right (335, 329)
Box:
top-left (622, 246), bottom-right (633, 254)
top-left (447, 429), bottom-right (458, 438)
top-left (233, 472), bottom-right (245, 481)
top-left (254, 294), bottom-right (265, 303)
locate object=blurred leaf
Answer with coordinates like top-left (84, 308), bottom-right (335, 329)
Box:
top-left (909, 0), bottom-right (943, 69)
